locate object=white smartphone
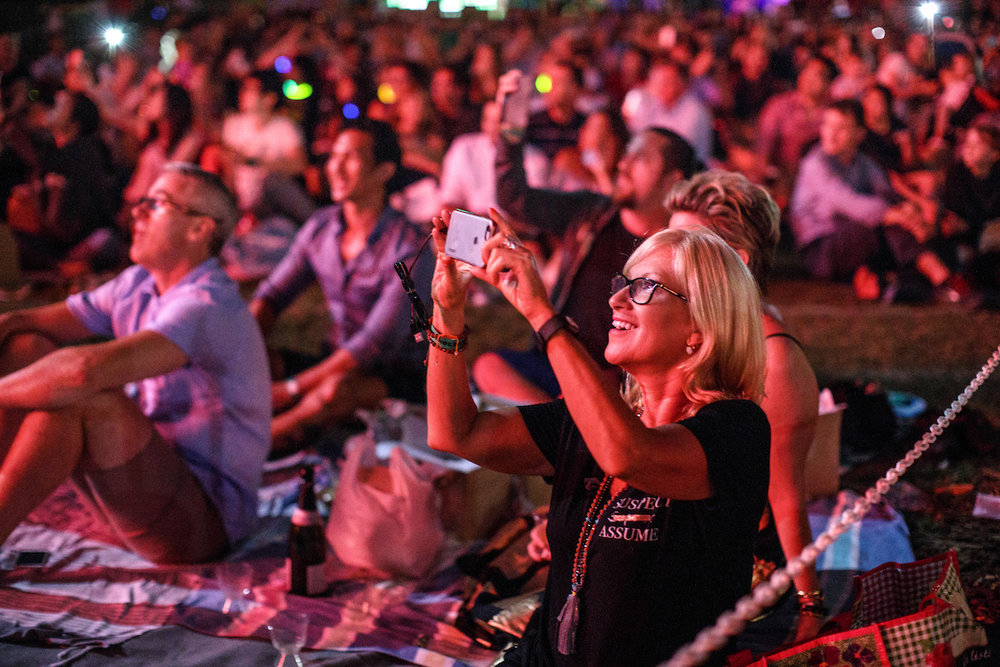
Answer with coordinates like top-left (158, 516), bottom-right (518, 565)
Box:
top-left (445, 210), bottom-right (494, 268)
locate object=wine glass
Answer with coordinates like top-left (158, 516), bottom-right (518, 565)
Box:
top-left (267, 610), bottom-right (309, 667)
top-left (217, 561), bottom-right (254, 614)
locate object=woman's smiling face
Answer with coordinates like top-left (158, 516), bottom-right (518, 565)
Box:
top-left (605, 249), bottom-right (695, 374)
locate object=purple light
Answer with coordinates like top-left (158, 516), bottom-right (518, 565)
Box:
top-left (151, 6), bottom-right (167, 20)
top-left (342, 103), bottom-right (360, 120)
top-left (274, 56), bottom-right (292, 74)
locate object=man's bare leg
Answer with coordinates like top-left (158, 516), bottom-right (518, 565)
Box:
top-left (0, 389), bottom-right (155, 547)
top-left (0, 332), bottom-right (57, 460)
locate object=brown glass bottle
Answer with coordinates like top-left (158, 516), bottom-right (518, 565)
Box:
top-left (287, 465), bottom-right (327, 596)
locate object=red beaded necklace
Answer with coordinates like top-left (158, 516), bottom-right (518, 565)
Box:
top-left (556, 473), bottom-right (626, 655)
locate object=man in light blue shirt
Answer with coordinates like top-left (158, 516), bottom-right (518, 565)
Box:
top-left (0, 163), bottom-right (270, 564)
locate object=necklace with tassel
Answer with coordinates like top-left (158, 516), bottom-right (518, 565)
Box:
top-left (556, 474), bottom-right (625, 655)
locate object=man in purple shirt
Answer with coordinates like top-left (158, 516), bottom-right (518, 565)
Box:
top-left (790, 100), bottom-right (963, 300)
top-left (0, 163), bottom-right (271, 564)
top-left (251, 119), bottom-right (426, 453)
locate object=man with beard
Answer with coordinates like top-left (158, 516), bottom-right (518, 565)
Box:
top-left (473, 71), bottom-right (700, 403)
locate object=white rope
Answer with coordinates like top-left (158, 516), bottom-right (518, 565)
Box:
top-left (663, 343), bottom-right (1000, 667)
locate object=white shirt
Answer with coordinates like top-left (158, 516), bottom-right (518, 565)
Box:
top-left (622, 86), bottom-right (713, 164)
top-left (221, 112), bottom-right (305, 211)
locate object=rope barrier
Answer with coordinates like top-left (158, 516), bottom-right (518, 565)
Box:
top-left (663, 343), bottom-right (1000, 667)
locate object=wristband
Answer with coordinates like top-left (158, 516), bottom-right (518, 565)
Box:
top-left (795, 590), bottom-right (824, 601)
top-left (284, 376), bottom-right (301, 399)
top-left (428, 324), bottom-right (469, 354)
top-left (533, 314), bottom-right (579, 351)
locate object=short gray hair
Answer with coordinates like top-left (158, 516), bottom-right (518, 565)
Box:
top-left (163, 162), bottom-right (239, 255)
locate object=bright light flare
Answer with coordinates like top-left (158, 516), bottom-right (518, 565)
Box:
top-left (104, 27), bottom-right (125, 48)
top-left (918, 2), bottom-right (939, 20)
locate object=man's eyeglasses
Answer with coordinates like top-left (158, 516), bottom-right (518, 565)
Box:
top-left (611, 272), bottom-right (688, 304)
top-left (137, 195), bottom-right (216, 221)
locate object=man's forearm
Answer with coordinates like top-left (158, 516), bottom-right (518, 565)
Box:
top-left (293, 348), bottom-right (358, 393)
top-left (0, 347), bottom-right (97, 410)
top-left (0, 304), bottom-right (91, 350)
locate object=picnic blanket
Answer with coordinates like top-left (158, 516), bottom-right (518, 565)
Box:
top-left (0, 451), bottom-right (498, 667)
top-left (0, 429), bottom-right (916, 667)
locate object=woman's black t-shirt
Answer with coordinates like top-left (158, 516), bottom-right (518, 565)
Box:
top-left (506, 398), bottom-right (770, 667)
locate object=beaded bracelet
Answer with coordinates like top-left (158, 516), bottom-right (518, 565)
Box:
top-left (428, 325), bottom-right (469, 354)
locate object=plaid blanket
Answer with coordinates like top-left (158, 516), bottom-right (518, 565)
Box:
top-left (0, 455), bottom-right (497, 667)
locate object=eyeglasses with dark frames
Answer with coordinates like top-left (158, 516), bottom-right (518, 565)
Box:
top-left (137, 195), bottom-right (217, 221)
top-left (611, 272), bottom-right (688, 304)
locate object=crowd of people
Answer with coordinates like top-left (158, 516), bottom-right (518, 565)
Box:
top-left (2, 1), bottom-right (1000, 665)
top-left (2, 3), bottom-right (999, 303)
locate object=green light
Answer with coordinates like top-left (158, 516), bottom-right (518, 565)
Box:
top-left (282, 80), bottom-right (313, 100)
top-left (535, 73), bottom-right (552, 94)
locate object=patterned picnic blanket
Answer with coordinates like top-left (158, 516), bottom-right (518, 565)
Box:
top-left (0, 453), bottom-right (497, 667)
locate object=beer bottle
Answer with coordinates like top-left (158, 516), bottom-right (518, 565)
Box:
top-left (288, 465), bottom-right (327, 596)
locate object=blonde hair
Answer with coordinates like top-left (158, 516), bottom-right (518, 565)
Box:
top-left (622, 228), bottom-right (766, 416)
top-left (664, 169), bottom-right (780, 291)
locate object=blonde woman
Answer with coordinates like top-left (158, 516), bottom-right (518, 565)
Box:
top-left (427, 212), bottom-right (769, 666)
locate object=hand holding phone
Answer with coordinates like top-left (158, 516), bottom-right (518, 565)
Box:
top-left (498, 70), bottom-right (531, 138)
top-left (445, 210), bottom-right (494, 268)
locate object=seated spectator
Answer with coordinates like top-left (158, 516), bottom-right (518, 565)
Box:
top-left (394, 87), bottom-right (447, 179)
top-left (0, 68), bottom-right (42, 211)
top-left (730, 40), bottom-right (784, 124)
top-left (121, 83), bottom-right (205, 215)
top-left (931, 51), bottom-right (1000, 146)
top-left (893, 123), bottom-right (1000, 301)
top-left (219, 69), bottom-right (310, 221)
top-left (860, 84), bottom-right (912, 173)
top-left (548, 106), bottom-right (630, 196)
top-left (951, 124), bottom-right (1000, 304)
top-left (250, 119), bottom-right (428, 453)
top-left (790, 99), bottom-right (964, 302)
top-left (429, 63), bottom-right (481, 146)
top-left (941, 123), bottom-right (1000, 252)
top-left (468, 42), bottom-right (501, 108)
top-left (622, 53), bottom-right (714, 165)
top-left (875, 32), bottom-right (937, 120)
top-left (754, 55), bottom-right (833, 207)
top-left (0, 163), bottom-right (270, 564)
top-left (438, 100), bottom-right (549, 215)
top-left (524, 58), bottom-right (588, 162)
top-left (6, 90), bottom-right (120, 274)
top-left (829, 40), bottom-right (872, 102)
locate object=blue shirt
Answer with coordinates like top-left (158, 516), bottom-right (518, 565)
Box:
top-left (790, 146), bottom-right (895, 249)
top-left (65, 259), bottom-right (272, 544)
top-left (253, 204), bottom-right (426, 378)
